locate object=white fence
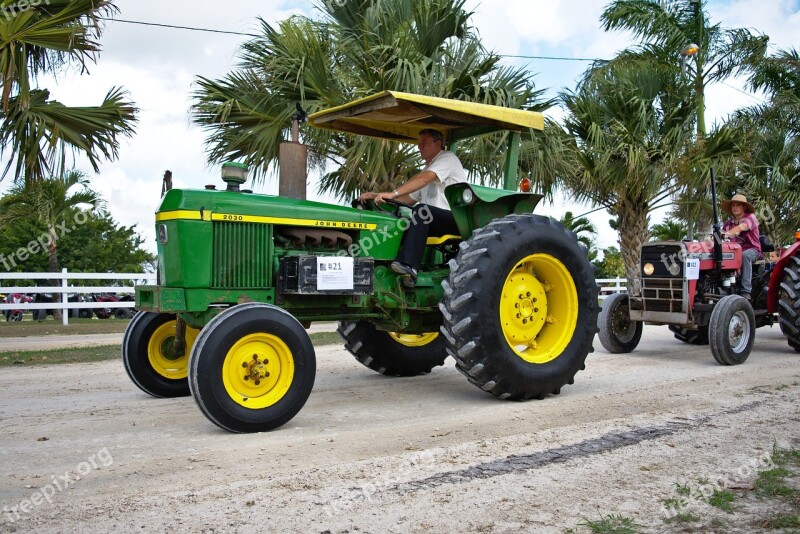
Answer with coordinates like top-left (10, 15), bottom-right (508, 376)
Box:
top-left (0, 269), bottom-right (156, 326)
top-left (596, 278), bottom-right (627, 299)
top-left (1, 270), bottom-right (626, 326)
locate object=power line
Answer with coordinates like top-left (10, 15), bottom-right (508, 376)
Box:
top-left (96, 17), bottom-right (772, 107)
top-left (99, 17), bottom-right (259, 38)
top-left (503, 54), bottom-right (601, 62)
top-left (101, 17), bottom-right (605, 63)
top-left (721, 80), bottom-right (766, 104)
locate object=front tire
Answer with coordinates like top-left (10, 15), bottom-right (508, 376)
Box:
top-left (338, 321), bottom-right (448, 376)
top-left (122, 312), bottom-right (199, 398)
top-left (440, 215), bottom-right (598, 400)
top-left (709, 295), bottom-right (755, 365)
top-left (778, 254), bottom-right (800, 352)
top-left (598, 293), bottom-right (642, 353)
top-left (189, 303), bottom-right (316, 433)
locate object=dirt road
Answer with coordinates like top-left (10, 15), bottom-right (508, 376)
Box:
top-left (1, 325), bottom-right (798, 533)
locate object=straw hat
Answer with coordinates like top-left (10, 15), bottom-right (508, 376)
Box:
top-left (721, 193), bottom-right (754, 214)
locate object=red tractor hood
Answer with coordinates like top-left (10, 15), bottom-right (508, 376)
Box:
top-left (684, 240), bottom-right (742, 271)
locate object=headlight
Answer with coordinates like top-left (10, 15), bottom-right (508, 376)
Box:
top-left (643, 263), bottom-right (655, 276)
top-left (461, 188), bottom-right (474, 204)
top-left (157, 224), bottom-right (168, 244)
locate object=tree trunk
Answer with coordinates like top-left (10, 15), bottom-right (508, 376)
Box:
top-left (616, 198), bottom-right (650, 286)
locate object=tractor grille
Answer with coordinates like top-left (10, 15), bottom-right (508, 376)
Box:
top-left (212, 222), bottom-right (271, 288)
top-left (640, 243), bottom-right (684, 278)
top-left (632, 278), bottom-right (687, 313)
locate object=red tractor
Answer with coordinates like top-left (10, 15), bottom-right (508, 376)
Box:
top-left (599, 230), bottom-right (800, 364)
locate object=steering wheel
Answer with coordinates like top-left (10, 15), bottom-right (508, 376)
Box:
top-left (354, 198), bottom-right (410, 218)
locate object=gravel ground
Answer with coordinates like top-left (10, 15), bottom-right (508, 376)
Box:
top-left (0, 324), bottom-right (798, 532)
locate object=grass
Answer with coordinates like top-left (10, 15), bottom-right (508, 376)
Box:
top-left (0, 317), bottom-right (130, 337)
top-left (763, 513), bottom-right (800, 529)
top-left (578, 513), bottom-right (641, 534)
top-left (755, 467), bottom-right (797, 498)
top-left (673, 511), bottom-right (700, 523)
top-left (0, 345), bottom-right (121, 366)
top-left (674, 482), bottom-right (691, 496)
top-left (0, 331), bottom-right (345, 366)
top-left (661, 446), bottom-right (800, 532)
top-left (708, 489), bottom-right (736, 513)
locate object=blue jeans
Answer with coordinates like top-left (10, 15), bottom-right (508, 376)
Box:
top-left (740, 248), bottom-right (761, 294)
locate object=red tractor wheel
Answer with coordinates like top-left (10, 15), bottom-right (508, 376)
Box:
top-left (778, 254), bottom-right (800, 352)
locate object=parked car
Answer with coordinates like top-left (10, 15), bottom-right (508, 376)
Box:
top-left (34, 293), bottom-right (89, 320)
top-left (4, 293), bottom-right (33, 322)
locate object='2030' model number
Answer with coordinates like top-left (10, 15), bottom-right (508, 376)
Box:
top-left (221, 214), bottom-right (244, 221)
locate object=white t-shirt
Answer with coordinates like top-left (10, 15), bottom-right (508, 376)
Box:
top-left (409, 150), bottom-right (467, 210)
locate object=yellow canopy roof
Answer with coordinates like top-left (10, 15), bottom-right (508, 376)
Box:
top-left (308, 91), bottom-right (544, 143)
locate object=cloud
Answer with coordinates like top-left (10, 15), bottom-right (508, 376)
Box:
top-left (2, 0), bottom-right (798, 258)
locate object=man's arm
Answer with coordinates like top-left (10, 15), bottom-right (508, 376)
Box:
top-left (372, 170), bottom-right (438, 205)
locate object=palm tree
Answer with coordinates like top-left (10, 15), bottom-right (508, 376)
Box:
top-left (559, 211), bottom-right (597, 250)
top-left (601, 0), bottom-right (767, 139)
top-left (720, 114), bottom-right (800, 246)
top-left (192, 0), bottom-right (549, 200)
top-left (0, 0), bottom-right (137, 184)
top-left (556, 60), bottom-right (695, 283)
top-left (600, 0), bottom-right (768, 233)
top-left (748, 47), bottom-right (800, 136)
top-left (0, 171), bottom-right (104, 316)
top-left (733, 47), bottom-right (800, 245)
top-left (649, 220), bottom-right (687, 241)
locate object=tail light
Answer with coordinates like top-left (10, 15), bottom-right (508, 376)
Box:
top-left (519, 177), bottom-right (532, 193)
top-left (795, 230), bottom-right (800, 241)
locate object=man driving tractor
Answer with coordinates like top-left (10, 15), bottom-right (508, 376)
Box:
top-left (358, 128), bottom-right (466, 287)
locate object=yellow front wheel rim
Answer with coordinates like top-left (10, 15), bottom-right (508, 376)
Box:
top-left (388, 332), bottom-right (440, 347)
top-left (147, 321), bottom-right (199, 380)
top-left (223, 333), bottom-right (295, 409)
top-left (500, 254), bottom-right (578, 364)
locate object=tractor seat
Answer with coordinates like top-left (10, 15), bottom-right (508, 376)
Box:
top-left (426, 234), bottom-right (461, 246)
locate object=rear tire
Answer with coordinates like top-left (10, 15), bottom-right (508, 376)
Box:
top-left (189, 303), bottom-right (316, 433)
top-left (778, 254), bottom-right (800, 352)
top-left (709, 295), bottom-right (755, 365)
top-left (122, 312), bottom-right (199, 398)
top-left (338, 321), bottom-right (448, 376)
top-left (598, 293), bottom-right (642, 353)
top-left (115, 308), bottom-right (133, 320)
top-left (668, 325), bottom-right (709, 345)
top-left (440, 215), bottom-right (598, 400)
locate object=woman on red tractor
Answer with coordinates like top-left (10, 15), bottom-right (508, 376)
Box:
top-left (721, 193), bottom-right (761, 301)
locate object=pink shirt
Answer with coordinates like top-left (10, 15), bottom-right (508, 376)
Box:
top-left (723, 213), bottom-right (761, 255)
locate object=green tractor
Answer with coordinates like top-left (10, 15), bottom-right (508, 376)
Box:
top-left (123, 92), bottom-right (599, 432)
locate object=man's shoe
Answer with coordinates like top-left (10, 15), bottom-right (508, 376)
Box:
top-left (742, 292), bottom-right (751, 302)
top-left (391, 261), bottom-right (417, 287)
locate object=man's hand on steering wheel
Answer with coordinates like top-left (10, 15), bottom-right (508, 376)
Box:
top-left (358, 191), bottom-right (399, 205)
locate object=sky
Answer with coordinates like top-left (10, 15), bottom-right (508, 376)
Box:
top-left (2, 0), bottom-right (799, 255)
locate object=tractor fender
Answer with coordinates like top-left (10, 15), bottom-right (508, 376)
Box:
top-left (767, 240), bottom-right (800, 313)
top-left (445, 183), bottom-right (543, 238)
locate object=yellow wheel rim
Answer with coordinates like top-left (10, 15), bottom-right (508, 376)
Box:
top-left (388, 332), bottom-right (440, 347)
top-left (499, 254), bottom-right (578, 364)
top-left (222, 333), bottom-right (295, 409)
top-left (147, 321), bottom-right (199, 380)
